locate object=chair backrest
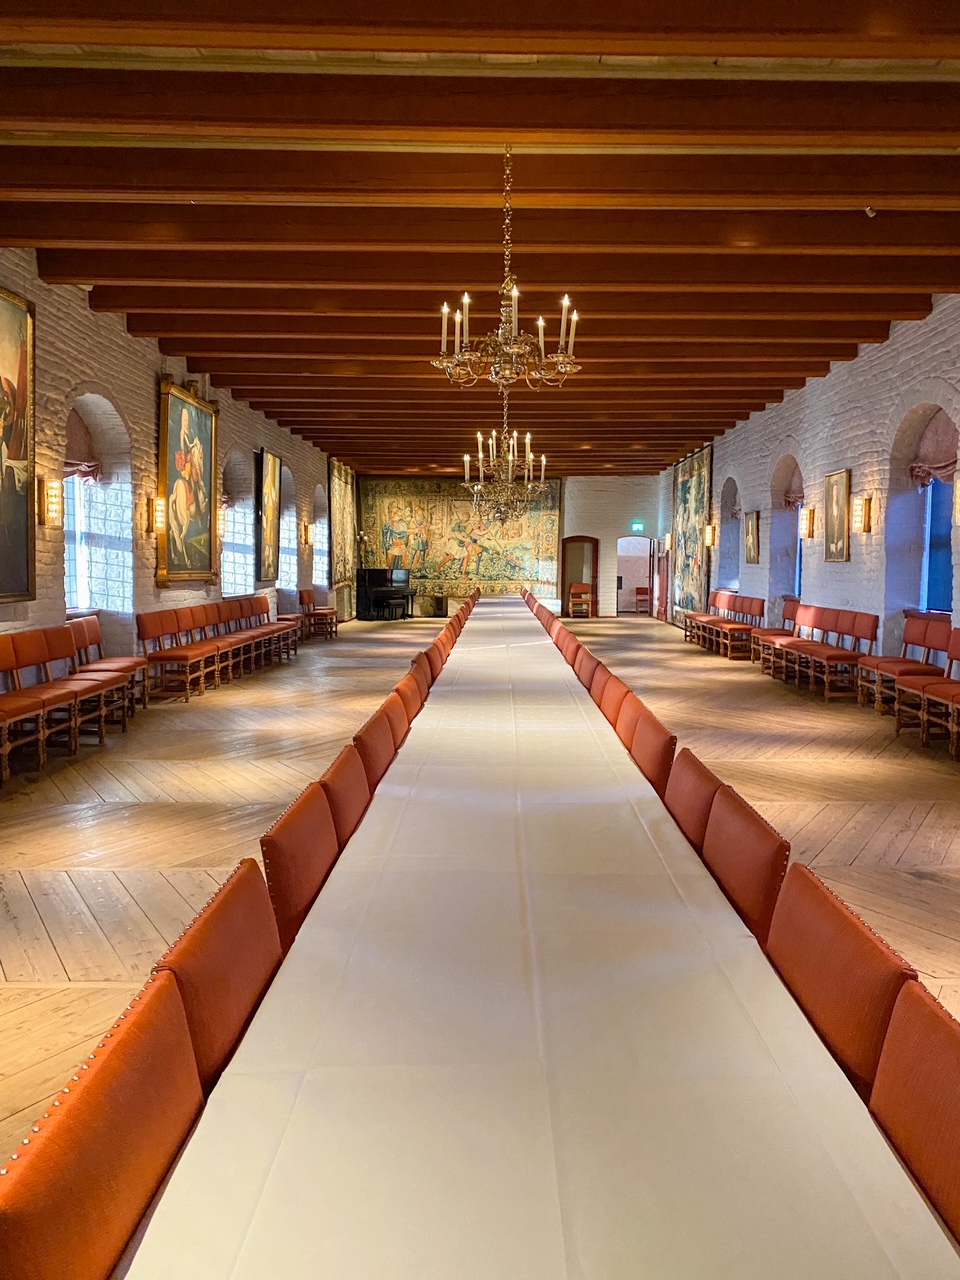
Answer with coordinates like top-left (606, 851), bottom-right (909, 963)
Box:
top-left (394, 673), bottom-right (425, 721)
top-left (260, 781), bottom-right (341, 954)
top-left (901, 614), bottom-right (928, 654)
top-left (548, 618), bottom-right (564, 641)
top-left (425, 642), bottom-right (445, 681)
top-left (411, 651), bottom-right (433, 690)
top-left (870, 982), bottom-right (960, 1243)
top-left (614, 691), bottom-right (644, 749)
top-left (663, 748), bottom-right (724, 853)
top-left (568, 581), bottom-right (591, 598)
top-left (320, 744), bottom-right (372, 849)
top-left (155, 859), bottom-right (281, 1094)
top-left (589, 664), bottom-right (612, 707)
top-left (781, 596), bottom-right (800, 627)
top-left (701, 786), bottom-right (789, 946)
top-left (0, 972), bottom-right (202, 1280)
top-left (573, 646), bottom-right (601, 689)
top-left (766, 864), bottom-right (917, 1097)
top-left (299, 588), bottom-right (315, 611)
top-left (629, 707), bottom-right (677, 800)
top-left (354, 707), bottom-right (397, 789)
top-left (380, 691), bottom-right (410, 750)
top-left (599, 674), bottom-right (630, 727)
top-left (925, 616), bottom-right (953, 659)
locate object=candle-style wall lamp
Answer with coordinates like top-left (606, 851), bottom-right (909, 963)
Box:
top-left (704, 524), bottom-right (716, 548)
top-left (302, 521), bottom-right (314, 546)
top-left (147, 496), bottom-right (166, 534)
top-left (799, 506), bottom-right (816, 539)
top-left (36, 476), bottom-right (63, 528)
top-left (852, 495), bottom-right (873, 534)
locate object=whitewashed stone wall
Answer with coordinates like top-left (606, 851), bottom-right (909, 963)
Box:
top-left (0, 248), bottom-right (329, 648)
top-left (671, 292), bottom-right (960, 654)
top-left (561, 475), bottom-right (659, 615)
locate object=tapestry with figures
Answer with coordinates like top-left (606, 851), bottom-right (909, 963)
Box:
top-left (358, 476), bottom-right (560, 596)
top-left (330, 457), bottom-right (357, 590)
top-left (672, 445), bottom-right (712, 617)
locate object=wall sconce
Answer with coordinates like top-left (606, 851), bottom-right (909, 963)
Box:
top-left (662, 532), bottom-right (673, 552)
top-left (852, 495), bottom-right (873, 534)
top-left (302, 522), bottom-right (314, 546)
top-left (217, 504), bottom-right (226, 540)
top-left (148, 496), bottom-right (166, 534)
top-left (37, 476), bottom-right (63, 528)
top-left (799, 506), bottom-right (816, 539)
top-left (704, 524), bottom-right (716, 548)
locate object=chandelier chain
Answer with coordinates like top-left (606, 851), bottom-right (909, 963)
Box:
top-left (502, 143), bottom-right (513, 286)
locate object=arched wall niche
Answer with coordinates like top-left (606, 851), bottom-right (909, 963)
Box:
top-left (717, 476), bottom-right (741, 590)
top-left (313, 481), bottom-right (330, 596)
top-left (62, 391), bottom-right (135, 654)
top-left (768, 453), bottom-right (803, 627)
top-left (277, 464), bottom-right (299, 609)
top-left (220, 448), bottom-right (255, 598)
top-left (884, 401), bottom-right (958, 653)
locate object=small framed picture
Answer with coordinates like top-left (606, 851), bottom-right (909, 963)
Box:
top-left (824, 469), bottom-right (851, 563)
top-left (744, 510), bottom-right (760, 564)
top-left (256, 447), bottom-right (281, 582)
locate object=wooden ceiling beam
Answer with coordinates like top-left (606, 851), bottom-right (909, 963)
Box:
top-left (92, 286), bottom-right (933, 321)
top-left (4, 70), bottom-right (960, 150)
top-left (38, 249), bottom-right (960, 292)
top-left (0, 3), bottom-right (957, 60)
top-left (10, 149), bottom-right (960, 211)
top-left (192, 359), bottom-right (828, 378)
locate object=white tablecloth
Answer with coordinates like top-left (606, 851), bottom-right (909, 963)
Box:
top-left (123, 599), bottom-right (960, 1279)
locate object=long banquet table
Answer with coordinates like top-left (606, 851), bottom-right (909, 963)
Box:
top-left (123, 598), bottom-right (960, 1279)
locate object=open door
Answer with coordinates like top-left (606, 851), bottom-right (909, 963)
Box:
top-left (561, 536), bottom-right (599, 617)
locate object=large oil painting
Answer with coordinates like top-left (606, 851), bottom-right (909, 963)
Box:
top-left (256, 447), bottom-right (281, 582)
top-left (0, 288), bottom-right (34, 602)
top-left (157, 380), bottom-right (217, 586)
top-left (359, 476), bottom-right (561, 596)
top-left (672, 445), bottom-right (712, 616)
top-left (824, 468), bottom-right (851, 563)
top-left (330, 457), bottom-right (357, 589)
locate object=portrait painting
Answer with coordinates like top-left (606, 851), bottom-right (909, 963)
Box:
top-left (157, 380), bottom-right (218, 586)
top-left (359, 476), bottom-right (560, 596)
top-left (0, 288), bottom-right (34, 602)
top-left (744, 510), bottom-right (760, 564)
top-left (671, 446), bottom-right (712, 616)
top-left (824, 468), bottom-right (851, 563)
top-left (256, 447), bottom-right (281, 582)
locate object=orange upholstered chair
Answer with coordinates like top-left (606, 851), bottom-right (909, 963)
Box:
top-left (599, 674), bottom-right (630, 727)
top-left (590, 664), bottom-right (612, 707)
top-left (629, 707), bottom-right (677, 799)
top-left (320, 743), bottom-right (372, 849)
top-left (410, 650), bottom-right (433, 689)
top-left (156, 859), bottom-right (281, 1094)
top-left (0, 972), bottom-right (202, 1280)
top-left (574, 646), bottom-right (601, 690)
top-left (549, 618), bottom-right (564, 642)
top-left (394, 672), bottom-right (425, 722)
top-left (614, 691), bottom-right (644, 750)
top-left (870, 982), bottom-right (960, 1243)
top-left (701, 786), bottom-right (789, 946)
top-left (767, 864), bottom-right (917, 1097)
top-left (663, 748), bottom-right (724, 853)
top-left (260, 781), bottom-right (342, 954)
top-left (435, 630), bottom-right (453, 659)
top-left (425, 641), bottom-right (445, 681)
top-left (354, 707), bottom-right (397, 789)
top-left (380, 690), bottom-right (410, 750)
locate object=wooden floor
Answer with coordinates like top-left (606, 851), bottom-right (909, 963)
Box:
top-left (4, 606), bottom-right (960, 1158)
top-left (0, 616), bottom-right (443, 1156)
top-left (571, 614), bottom-right (960, 1015)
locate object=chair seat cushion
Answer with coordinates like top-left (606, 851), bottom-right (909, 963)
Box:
top-left (859, 656), bottom-right (939, 677)
top-left (921, 679), bottom-right (960, 705)
top-left (896, 672), bottom-right (950, 694)
top-left (21, 681), bottom-right (79, 710)
top-left (0, 691), bottom-right (44, 722)
top-left (80, 656), bottom-right (148, 675)
top-left (750, 626), bottom-right (791, 638)
top-left (809, 646), bottom-right (859, 665)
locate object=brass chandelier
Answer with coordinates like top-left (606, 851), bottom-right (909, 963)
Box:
top-left (432, 144), bottom-right (581, 391)
top-left (461, 390), bottom-right (549, 523)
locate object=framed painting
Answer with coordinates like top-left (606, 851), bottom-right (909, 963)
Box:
top-left (256, 447), bottom-right (281, 582)
top-left (824, 468), bottom-right (851, 563)
top-left (0, 287), bottom-right (35, 602)
top-left (671, 445), bottom-right (712, 616)
top-left (744, 511), bottom-right (760, 564)
top-left (157, 380), bottom-right (218, 586)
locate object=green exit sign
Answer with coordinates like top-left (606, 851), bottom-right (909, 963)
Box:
top-left (630, 521), bottom-right (645, 533)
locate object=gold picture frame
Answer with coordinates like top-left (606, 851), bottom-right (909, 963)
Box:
top-left (0, 286), bottom-right (35, 603)
top-left (256, 447), bottom-right (281, 582)
top-left (156, 379), bottom-right (218, 586)
top-left (824, 468), bottom-right (851, 563)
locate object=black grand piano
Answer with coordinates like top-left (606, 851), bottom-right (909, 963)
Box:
top-left (356, 567), bottom-right (417, 620)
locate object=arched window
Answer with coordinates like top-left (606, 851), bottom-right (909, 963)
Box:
top-left (221, 450), bottom-right (255, 597)
top-left (277, 466), bottom-right (298, 594)
top-left (717, 477), bottom-right (740, 590)
top-left (769, 455), bottom-right (803, 621)
top-left (923, 479), bottom-right (954, 612)
top-left (62, 399), bottom-right (134, 634)
top-left (313, 483), bottom-right (330, 592)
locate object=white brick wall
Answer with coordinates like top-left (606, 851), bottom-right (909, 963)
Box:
top-left (669, 292), bottom-right (960, 654)
top-left (0, 248), bottom-right (329, 648)
top-left (561, 475), bottom-right (659, 615)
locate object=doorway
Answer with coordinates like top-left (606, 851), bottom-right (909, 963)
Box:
top-left (616, 535), bottom-right (653, 614)
top-left (561, 535), bottom-right (599, 617)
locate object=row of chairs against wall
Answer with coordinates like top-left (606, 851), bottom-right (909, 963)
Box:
top-left (687, 590), bottom-right (960, 759)
top-left (0, 590), bottom-right (481, 1280)
top-left (523, 587), bottom-right (960, 1248)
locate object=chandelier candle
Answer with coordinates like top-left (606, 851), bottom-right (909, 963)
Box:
top-left (441, 302), bottom-right (449, 355)
top-left (462, 294), bottom-right (470, 347)
top-left (568, 311), bottom-right (578, 358)
top-left (454, 309), bottom-right (462, 355)
top-left (464, 454), bottom-right (471, 482)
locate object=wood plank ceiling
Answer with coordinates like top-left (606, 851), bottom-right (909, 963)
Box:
top-left (1, 4), bottom-right (959, 475)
